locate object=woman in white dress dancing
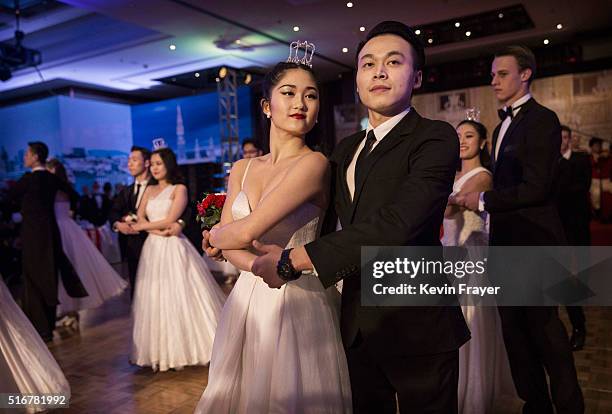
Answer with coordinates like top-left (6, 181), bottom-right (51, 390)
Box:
top-left (46, 159), bottom-right (127, 317)
top-left (196, 61), bottom-right (351, 413)
top-left (129, 147), bottom-right (226, 372)
top-left (0, 277), bottom-right (70, 413)
top-left (444, 120), bottom-right (516, 413)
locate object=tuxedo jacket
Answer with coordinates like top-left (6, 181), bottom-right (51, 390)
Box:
top-left (557, 151), bottom-right (592, 244)
top-left (10, 170), bottom-right (86, 306)
top-left (485, 98), bottom-right (566, 245)
top-left (305, 110), bottom-right (470, 356)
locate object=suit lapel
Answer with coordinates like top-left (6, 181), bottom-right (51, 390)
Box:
top-left (491, 124), bottom-right (501, 174)
top-left (348, 110), bottom-right (420, 222)
top-left (493, 98), bottom-right (535, 175)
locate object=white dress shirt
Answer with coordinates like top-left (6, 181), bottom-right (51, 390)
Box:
top-left (134, 179), bottom-right (148, 210)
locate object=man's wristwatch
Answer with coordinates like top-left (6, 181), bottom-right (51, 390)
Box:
top-left (277, 248), bottom-right (302, 282)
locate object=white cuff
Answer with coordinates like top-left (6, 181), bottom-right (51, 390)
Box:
top-left (478, 192), bottom-right (486, 212)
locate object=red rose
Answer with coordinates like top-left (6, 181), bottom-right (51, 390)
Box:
top-left (201, 194), bottom-right (213, 210)
top-left (197, 202), bottom-right (206, 216)
top-left (213, 194), bottom-right (226, 209)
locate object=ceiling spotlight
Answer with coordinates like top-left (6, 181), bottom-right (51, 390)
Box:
top-left (346, 2), bottom-right (353, 7)
top-left (235, 39), bottom-right (241, 45)
top-left (194, 72), bottom-right (200, 78)
top-left (427, 38), bottom-right (433, 44)
top-left (556, 23), bottom-right (563, 30)
top-left (244, 73), bottom-right (252, 85)
top-left (359, 26), bottom-right (366, 32)
top-left (218, 66), bottom-right (228, 79)
top-left (415, 29), bottom-right (421, 35)
top-left (169, 44), bottom-right (176, 51)
top-left (455, 22), bottom-right (460, 28)
top-left (342, 47), bottom-right (349, 53)
top-left (543, 39), bottom-right (550, 45)
top-left (465, 31), bottom-right (471, 37)
top-left (498, 12), bottom-right (504, 19)
top-left (293, 26), bottom-right (300, 32)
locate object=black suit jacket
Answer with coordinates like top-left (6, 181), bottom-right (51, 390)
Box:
top-left (305, 110), bottom-right (470, 356)
top-left (557, 151), bottom-right (592, 245)
top-left (485, 98), bottom-right (566, 245)
top-left (109, 181), bottom-right (150, 263)
top-left (10, 170), bottom-right (86, 306)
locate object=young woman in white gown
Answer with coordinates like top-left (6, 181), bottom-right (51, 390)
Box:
top-left (195, 62), bottom-right (352, 413)
top-left (129, 148), bottom-right (226, 372)
top-left (46, 159), bottom-right (127, 315)
top-left (0, 278), bottom-right (70, 413)
top-left (443, 120), bottom-right (517, 413)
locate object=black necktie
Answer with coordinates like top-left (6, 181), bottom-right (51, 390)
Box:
top-left (354, 130), bottom-right (377, 187)
top-left (133, 183), bottom-right (142, 210)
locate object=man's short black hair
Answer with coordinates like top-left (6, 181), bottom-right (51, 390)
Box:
top-left (131, 145), bottom-right (151, 161)
top-left (589, 137), bottom-right (603, 148)
top-left (355, 21), bottom-right (425, 71)
top-left (561, 125), bottom-right (572, 135)
top-left (27, 141), bottom-right (49, 163)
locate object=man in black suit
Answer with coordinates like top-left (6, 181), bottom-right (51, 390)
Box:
top-left (247, 22), bottom-right (470, 413)
top-left (109, 146), bottom-right (187, 299)
top-left (455, 46), bottom-right (584, 413)
top-left (10, 142), bottom-right (86, 341)
top-left (558, 125), bottom-right (591, 351)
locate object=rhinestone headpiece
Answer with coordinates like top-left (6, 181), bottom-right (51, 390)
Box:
top-left (152, 138), bottom-right (167, 150)
top-left (287, 40), bottom-right (315, 68)
top-left (465, 108), bottom-right (481, 122)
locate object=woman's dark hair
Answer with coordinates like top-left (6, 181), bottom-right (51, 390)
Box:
top-left (151, 148), bottom-right (184, 185)
top-left (457, 120), bottom-right (491, 169)
top-left (46, 158), bottom-right (69, 183)
top-left (261, 62), bottom-right (318, 103)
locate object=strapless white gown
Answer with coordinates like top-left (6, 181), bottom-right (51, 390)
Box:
top-left (195, 189), bottom-right (352, 413)
top-left (442, 167), bottom-right (516, 413)
top-left (0, 279), bottom-right (70, 413)
top-left (54, 198), bottom-right (127, 313)
top-left (130, 185), bottom-right (226, 372)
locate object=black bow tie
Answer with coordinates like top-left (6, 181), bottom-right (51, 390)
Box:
top-left (498, 102), bottom-right (527, 121)
top-left (498, 107), bottom-right (514, 121)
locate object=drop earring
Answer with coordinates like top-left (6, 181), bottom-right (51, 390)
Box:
top-left (266, 113), bottom-right (271, 119)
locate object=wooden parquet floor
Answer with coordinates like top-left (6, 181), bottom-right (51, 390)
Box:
top-left (43, 265), bottom-right (612, 414)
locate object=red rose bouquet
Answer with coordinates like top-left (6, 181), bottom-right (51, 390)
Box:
top-left (196, 193), bottom-right (227, 230)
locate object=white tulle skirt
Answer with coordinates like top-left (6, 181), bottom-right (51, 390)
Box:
top-left (56, 216), bottom-right (127, 314)
top-left (0, 280), bottom-right (70, 413)
top-left (195, 271), bottom-right (352, 414)
top-left (130, 234), bottom-right (226, 372)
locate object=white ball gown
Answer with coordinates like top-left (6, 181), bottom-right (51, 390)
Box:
top-left (196, 185), bottom-right (352, 413)
top-left (130, 185), bottom-right (226, 372)
top-left (0, 279), bottom-right (70, 413)
top-left (54, 196), bottom-right (127, 313)
top-left (441, 166), bottom-right (517, 413)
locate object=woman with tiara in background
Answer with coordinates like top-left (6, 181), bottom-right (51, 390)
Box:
top-left (444, 119), bottom-right (517, 413)
top-left (129, 147), bottom-right (226, 372)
